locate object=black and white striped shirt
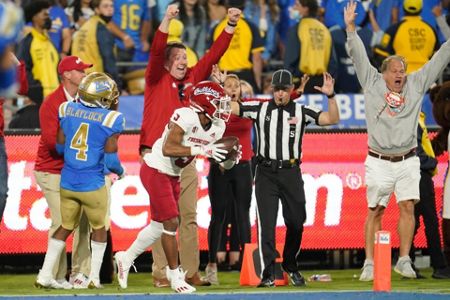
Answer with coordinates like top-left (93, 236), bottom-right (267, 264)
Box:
top-left (239, 100), bottom-right (321, 161)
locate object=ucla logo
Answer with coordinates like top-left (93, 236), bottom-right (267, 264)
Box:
top-left (94, 80), bottom-right (111, 93)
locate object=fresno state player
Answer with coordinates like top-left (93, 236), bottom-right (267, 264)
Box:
top-left (115, 81), bottom-right (239, 293)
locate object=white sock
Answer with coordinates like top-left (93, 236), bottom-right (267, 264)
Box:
top-left (39, 238), bottom-right (66, 279)
top-left (364, 259), bottom-right (374, 265)
top-left (89, 240), bottom-right (107, 281)
top-left (126, 221), bottom-right (163, 261)
top-left (398, 255), bottom-right (410, 262)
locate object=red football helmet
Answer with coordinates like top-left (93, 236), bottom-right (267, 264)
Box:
top-left (189, 81), bottom-right (231, 121)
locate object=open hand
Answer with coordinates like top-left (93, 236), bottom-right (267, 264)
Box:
top-left (314, 72), bottom-right (335, 96)
top-left (344, 0), bottom-right (357, 31)
top-left (211, 64), bottom-right (227, 84)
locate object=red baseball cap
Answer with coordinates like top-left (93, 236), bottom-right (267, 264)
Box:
top-left (58, 56), bottom-right (93, 75)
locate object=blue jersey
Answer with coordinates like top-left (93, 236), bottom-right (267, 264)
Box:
top-left (58, 102), bottom-right (124, 192)
top-left (48, 5), bottom-right (70, 52)
top-left (113, 0), bottom-right (150, 50)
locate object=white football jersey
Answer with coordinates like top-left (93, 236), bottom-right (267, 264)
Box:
top-left (144, 107), bottom-right (226, 176)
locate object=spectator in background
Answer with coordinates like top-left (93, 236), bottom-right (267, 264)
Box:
top-left (179, 0), bottom-right (208, 58)
top-left (277, 0), bottom-right (300, 58)
top-left (33, 56), bottom-right (93, 289)
top-left (398, 0), bottom-right (445, 44)
top-left (244, 0), bottom-right (279, 65)
top-left (72, 0), bottom-right (121, 87)
top-left (330, 4), bottom-right (372, 92)
top-left (205, 72), bottom-right (254, 284)
top-left (65, 0), bottom-right (94, 30)
top-left (367, 0), bottom-right (400, 46)
top-left (204, 0), bottom-right (227, 30)
top-left (8, 86), bottom-right (41, 129)
top-left (284, 0), bottom-right (337, 93)
top-left (322, 0), bottom-right (368, 30)
top-left (112, 0), bottom-right (152, 71)
top-left (48, 0), bottom-right (72, 57)
top-left (409, 110), bottom-right (450, 279)
top-left (373, 0), bottom-right (438, 74)
top-left (17, 0), bottom-right (60, 99)
top-left (167, 19), bottom-right (198, 67)
top-left (212, 0), bottom-right (264, 93)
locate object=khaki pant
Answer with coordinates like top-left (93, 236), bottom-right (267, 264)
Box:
top-left (152, 160), bottom-right (199, 278)
top-left (34, 171), bottom-right (91, 279)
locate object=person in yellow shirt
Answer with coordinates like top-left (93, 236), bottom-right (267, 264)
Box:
top-left (373, 0), bottom-right (438, 74)
top-left (17, 0), bottom-right (59, 100)
top-left (211, 0), bottom-right (264, 93)
top-left (284, 0), bottom-right (337, 93)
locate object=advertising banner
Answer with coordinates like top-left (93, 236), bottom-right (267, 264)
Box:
top-left (0, 133), bottom-right (447, 253)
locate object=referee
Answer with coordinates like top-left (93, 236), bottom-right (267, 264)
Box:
top-left (230, 69), bottom-right (339, 287)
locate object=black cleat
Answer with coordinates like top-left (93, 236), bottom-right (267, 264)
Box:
top-left (257, 277), bottom-right (275, 288)
top-left (432, 266), bottom-right (450, 279)
top-left (281, 265), bottom-right (306, 287)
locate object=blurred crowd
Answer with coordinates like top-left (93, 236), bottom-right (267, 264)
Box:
top-left (2, 0), bottom-right (450, 129)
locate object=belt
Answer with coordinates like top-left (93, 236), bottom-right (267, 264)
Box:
top-left (258, 157), bottom-right (299, 169)
top-left (368, 149), bottom-right (416, 162)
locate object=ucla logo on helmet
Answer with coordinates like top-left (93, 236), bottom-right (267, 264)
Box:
top-left (94, 80), bottom-right (111, 93)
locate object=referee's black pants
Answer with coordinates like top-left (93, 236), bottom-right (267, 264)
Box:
top-left (207, 161), bottom-right (253, 263)
top-left (410, 170), bottom-right (447, 270)
top-left (255, 164), bottom-right (306, 278)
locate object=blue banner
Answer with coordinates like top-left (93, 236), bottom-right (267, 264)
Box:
top-left (118, 94), bottom-right (438, 130)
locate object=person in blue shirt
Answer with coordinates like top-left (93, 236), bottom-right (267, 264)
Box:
top-left (48, 0), bottom-right (72, 57)
top-left (35, 72), bottom-right (125, 289)
top-left (322, 0), bottom-right (367, 29)
top-left (113, 0), bottom-right (152, 67)
top-left (244, 0), bottom-right (279, 63)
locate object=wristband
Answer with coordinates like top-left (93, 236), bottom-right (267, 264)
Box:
top-left (227, 21), bottom-right (237, 27)
top-left (327, 92), bottom-right (336, 99)
top-left (190, 146), bottom-right (204, 156)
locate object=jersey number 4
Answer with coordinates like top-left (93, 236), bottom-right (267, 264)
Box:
top-left (70, 123), bottom-right (89, 161)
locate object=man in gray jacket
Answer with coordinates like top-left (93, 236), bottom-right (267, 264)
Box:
top-left (344, 0), bottom-right (450, 281)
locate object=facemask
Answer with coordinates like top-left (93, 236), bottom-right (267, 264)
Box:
top-left (43, 18), bottom-right (52, 30)
top-left (100, 15), bottom-right (113, 23)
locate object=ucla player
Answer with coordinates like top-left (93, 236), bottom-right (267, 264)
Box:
top-left (114, 81), bottom-right (240, 293)
top-left (35, 72), bottom-right (125, 289)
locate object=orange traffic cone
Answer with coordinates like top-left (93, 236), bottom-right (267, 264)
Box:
top-left (240, 243), bottom-right (288, 286)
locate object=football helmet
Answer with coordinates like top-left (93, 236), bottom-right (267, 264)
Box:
top-left (189, 81), bottom-right (231, 121)
top-left (78, 72), bottom-right (119, 109)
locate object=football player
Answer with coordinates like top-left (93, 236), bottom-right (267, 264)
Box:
top-left (114, 81), bottom-right (240, 293)
top-left (35, 72), bottom-right (125, 289)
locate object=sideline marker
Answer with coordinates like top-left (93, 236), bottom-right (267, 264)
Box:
top-left (240, 243), bottom-right (288, 286)
top-left (373, 231), bottom-right (391, 291)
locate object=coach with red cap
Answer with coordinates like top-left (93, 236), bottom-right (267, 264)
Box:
top-left (34, 55), bottom-right (93, 289)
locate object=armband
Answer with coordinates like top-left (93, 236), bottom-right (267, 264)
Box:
top-left (56, 143), bottom-right (64, 155)
top-left (104, 152), bottom-right (124, 176)
top-left (190, 146), bottom-right (204, 156)
top-left (327, 92), bottom-right (336, 99)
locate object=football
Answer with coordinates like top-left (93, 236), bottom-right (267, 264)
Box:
top-left (214, 136), bottom-right (240, 162)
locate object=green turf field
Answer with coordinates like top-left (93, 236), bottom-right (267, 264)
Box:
top-left (0, 268), bottom-right (449, 295)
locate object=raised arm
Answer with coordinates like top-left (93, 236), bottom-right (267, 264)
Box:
top-left (315, 73), bottom-right (339, 126)
top-left (344, 0), bottom-right (379, 89)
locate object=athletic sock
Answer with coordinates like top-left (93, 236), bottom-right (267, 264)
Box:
top-left (39, 238), bottom-right (66, 279)
top-left (89, 240), bottom-right (107, 281)
top-left (126, 221), bottom-right (163, 261)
